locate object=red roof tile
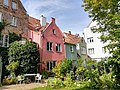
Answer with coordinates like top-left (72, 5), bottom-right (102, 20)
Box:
top-left (28, 16), bottom-right (49, 31)
top-left (63, 32), bottom-right (80, 44)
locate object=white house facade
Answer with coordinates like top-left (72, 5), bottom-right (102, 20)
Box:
top-left (84, 21), bottom-right (109, 61)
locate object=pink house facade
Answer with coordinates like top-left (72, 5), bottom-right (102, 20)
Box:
top-left (28, 15), bottom-right (65, 72)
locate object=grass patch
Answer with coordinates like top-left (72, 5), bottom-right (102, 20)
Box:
top-left (31, 86), bottom-right (73, 90)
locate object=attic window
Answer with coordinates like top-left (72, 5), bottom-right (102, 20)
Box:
top-left (12, 1), bottom-right (17, 10)
top-left (52, 29), bottom-right (56, 34)
top-left (4, 0), bottom-right (8, 7)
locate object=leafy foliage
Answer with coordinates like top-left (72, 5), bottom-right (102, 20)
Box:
top-left (9, 33), bottom-right (21, 44)
top-left (0, 19), bottom-right (9, 33)
top-left (0, 33), bottom-right (21, 81)
top-left (7, 41), bottom-right (40, 75)
top-left (52, 59), bottom-right (72, 78)
top-left (83, 0), bottom-right (120, 87)
top-left (2, 76), bottom-right (17, 85)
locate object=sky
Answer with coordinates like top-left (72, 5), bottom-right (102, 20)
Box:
top-left (21, 0), bottom-right (91, 36)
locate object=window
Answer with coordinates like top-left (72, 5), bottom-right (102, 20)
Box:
top-left (2, 34), bottom-right (9, 47)
top-left (12, 2), bottom-right (17, 10)
top-left (0, 12), bottom-right (2, 22)
top-left (4, 0), bottom-right (8, 6)
top-left (87, 37), bottom-right (94, 43)
top-left (47, 42), bottom-right (52, 51)
top-left (47, 61), bottom-right (56, 71)
top-left (56, 43), bottom-right (61, 52)
top-left (52, 29), bottom-right (56, 34)
top-left (76, 43), bottom-right (80, 50)
top-left (88, 48), bottom-right (94, 54)
top-left (81, 37), bottom-right (84, 43)
top-left (70, 46), bottom-right (74, 52)
top-left (11, 16), bottom-right (17, 26)
top-left (81, 47), bottom-right (86, 54)
top-left (102, 47), bottom-right (105, 54)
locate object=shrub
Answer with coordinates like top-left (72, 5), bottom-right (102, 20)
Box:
top-left (2, 76), bottom-right (17, 85)
top-left (47, 77), bottom-right (64, 89)
top-left (52, 59), bottom-right (72, 78)
top-left (63, 72), bottom-right (74, 88)
top-left (41, 70), bottom-right (48, 79)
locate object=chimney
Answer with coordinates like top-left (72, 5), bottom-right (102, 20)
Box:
top-left (40, 15), bottom-right (46, 26)
top-left (75, 34), bottom-right (79, 37)
top-left (69, 31), bottom-right (71, 35)
top-left (51, 17), bottom-right (55, 23)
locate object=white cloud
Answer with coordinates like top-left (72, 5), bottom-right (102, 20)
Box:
top-left (21, 0), bottom-right (71, 19)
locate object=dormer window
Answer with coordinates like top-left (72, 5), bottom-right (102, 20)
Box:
top-left (4, 0), bottom-right (8, 7)
top-left (52, 29), bottom-right (56, 34)
top-left (12, 1), bottom-right (17, 10)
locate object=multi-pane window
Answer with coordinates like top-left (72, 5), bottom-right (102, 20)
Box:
top-left (81, 47), bottom-right (86, 54)
top-left (2, 35), bottom-right (9, 47)
top-left (47, 42), bottom-right (52, 51)
top-left (87, 37), bottom-right (94, 43)
top-left (70, 46), bottom-right (74, 52)
top-left (56, 43), bottom-right (61, 52)
top-left (88, 48), bottom-right (94, 54)
top-left (4, 0), bottom-right (8, 6)
top-left (12, 2), bottom-right (17, 10)
top-left (11, 16), bottom-right (17, 26)
top-left (0, 12), bottom-right (2, 22)
top-left (47, 61), bottom-right (56, 71)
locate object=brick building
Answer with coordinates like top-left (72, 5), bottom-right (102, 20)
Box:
top-left (0, 0), bottom-right (28, 47)
top-left (28, 15), bottom-right (65, 71)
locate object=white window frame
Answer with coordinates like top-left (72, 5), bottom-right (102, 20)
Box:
top-left (47, 42), bottom-right (53, 51)
top-left (52, 29), bottom-right (56, 34)
top-left (4, 0), bottom-right (8, 6)
top-left (56, 43), bottom-right (61, 52)
top-left (87, 37), bottom-right (94, 43)
top-left (70, 46), bottom-right (74, 52)
top-left (88, 48), bottom-right (94, 54)
top-left (11, 16), bottom-right (17, 26)
top-left (81, 47), bottom-right (86, 54)
top-left (47, 61), bottom-right (56, 71)
top-left (0, 12), bottom-right (2, 22)
top-left (2, 34), bottom-right (9, 47)
top-left (12, 1), bottom-right (17, 10)
top-left (102, 47), bottom-right (105, 54)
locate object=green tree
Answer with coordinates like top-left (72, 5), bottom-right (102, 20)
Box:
top-left (83, 0), bottom-right (120, 86)
top-left (8, 41), bottom-right (39, 75)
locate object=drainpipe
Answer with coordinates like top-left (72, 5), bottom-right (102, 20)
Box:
top-left (0, 56), bottom-right (2, 84)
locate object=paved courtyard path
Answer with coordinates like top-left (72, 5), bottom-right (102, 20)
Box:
top-left (0, 83), bottom-right (47, 90)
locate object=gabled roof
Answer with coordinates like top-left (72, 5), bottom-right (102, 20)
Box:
top-left (19, 0), bottom-right (27, 13)
top-left (63, 32), bottom-right (80, 44)
top-left (28, 16), bottom-right (49, 31)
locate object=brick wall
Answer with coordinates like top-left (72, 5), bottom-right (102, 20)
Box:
top-left (0, 0), bottom-right (28, 38)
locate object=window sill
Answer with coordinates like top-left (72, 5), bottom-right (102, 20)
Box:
top-left (3, 5), bottom-right (9, 9)
top-left (10, 25), bottom-right (17, 27)
top-left (12, 8), bottom-right (17, 12)
top-left (81, 53), bottom-right (86, 55)
top-left (47, 50), bottom-right (53, 52)
top-left (56, 51), bottom-right (62, 53)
